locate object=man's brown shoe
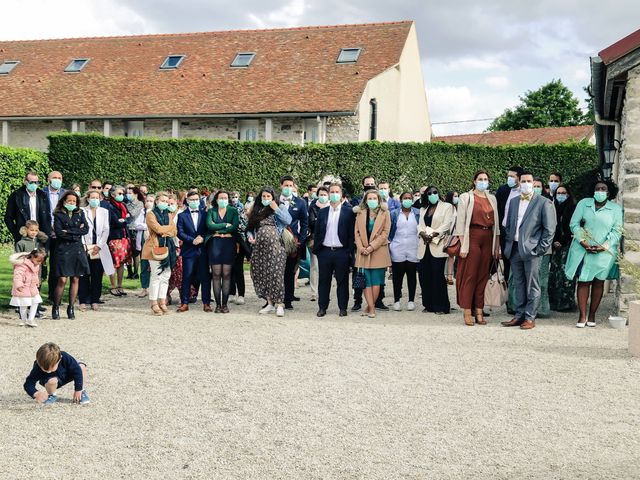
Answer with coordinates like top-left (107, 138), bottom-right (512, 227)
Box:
top-left (501, 317), bottom-right (524, 327)
top-left (520, 319), bottom-right (535, 330)
top-left (203, 304), bottom-right (213, 312)
top-left (177, 304), bottom-right (189, 313)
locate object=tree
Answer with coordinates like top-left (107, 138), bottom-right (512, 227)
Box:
top-left (487, 79), bottom-right (589, 131)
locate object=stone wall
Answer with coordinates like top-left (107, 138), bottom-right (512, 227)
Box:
top-left (2, 115), bottom-right (363, 150)
top-left (326, 115), bottom-right (359, 143)
top-left (617, 64), bottom-right (640, 312)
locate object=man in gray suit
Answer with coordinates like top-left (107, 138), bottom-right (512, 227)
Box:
top-left (500, 171), bottom-right (556, 330)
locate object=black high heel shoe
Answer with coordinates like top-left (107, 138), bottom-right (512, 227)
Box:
top-left (52, 305), bottom-right (60, 320)
top-left (67, 305), bottom-right (75, 320)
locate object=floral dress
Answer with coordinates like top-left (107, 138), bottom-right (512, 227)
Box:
top-left (250, 215), bottom-right (286, 303)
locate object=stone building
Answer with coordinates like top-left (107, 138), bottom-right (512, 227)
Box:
top-left (591, 27), bottom-right (640, 312)
top-left (0, 21), bottom-right (430, 151)
top-left (433, 125), bottom-right (595, 146)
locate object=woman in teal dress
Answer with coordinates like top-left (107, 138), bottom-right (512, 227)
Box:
top-left (564, 180), bottom-right (623, 328)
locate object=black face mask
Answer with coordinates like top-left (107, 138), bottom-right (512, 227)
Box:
top-left (364, 185), bottom-right (376, 192)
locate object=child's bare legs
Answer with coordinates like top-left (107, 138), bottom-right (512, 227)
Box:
top-left (44, 377), bottom-right (58, 395)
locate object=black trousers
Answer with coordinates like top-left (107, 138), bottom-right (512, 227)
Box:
top-left (317, 248), bottom-right (350, 311)
top-left (78, 258), bottom-right (104, 304)
top-left (47, 237), bottom-right (59, 300)
top-left (284, 252), bottom-right (299, 305)
top-left (419, 250), bottom-right (450, 313)
top-left (352, 271), bottom-right (385, 305)
top-left (391, 261), bottom-right (417, 302)
top-left (229, 249), bottom-right (246, 297)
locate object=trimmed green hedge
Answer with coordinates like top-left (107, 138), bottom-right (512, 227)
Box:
top-left (0, 146), bottom-right (50, 242)
top-left (48, 133), bottom-right (598, 199)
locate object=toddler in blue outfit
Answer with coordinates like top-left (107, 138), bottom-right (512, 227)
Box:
top-left (24, 342), bottom-right (90, 406)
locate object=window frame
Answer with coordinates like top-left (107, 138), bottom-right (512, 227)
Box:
top-left (231, 52), bottom-right (256, 68)
top-left (336, 48), bottom-right (362, 64)
top-left (64, 58), bottom-right (90, 73)
top-left (160, 55), bottom-right (186, 70)
top-left (0, 60), bottom-right (20, 75)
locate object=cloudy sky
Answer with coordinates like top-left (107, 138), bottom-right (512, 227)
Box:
top-left (3, 0), bottom-right (640, 135)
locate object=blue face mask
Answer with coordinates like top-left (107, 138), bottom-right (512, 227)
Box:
top-left (64, 203), bottom-right (76, 212)
top-left (262, 199), bottom-right (272, 207)
top-left (50, 179), bottom-right (62, 190)
top-left (88, 198), bottom-right (100, 208)
top-left (282, 187), bottom-right (292, 197)
top-left (533, 187), bottom-right (543, 196)
top-left (157, 202), bottom-right (168, 211)
top-left (126, 193), bottom-right (134, 202)
top-left (507, 177), bottom-right (517, 188)
top-left (167, 204), bottom-right (177, 213)
top-left (555, 194), bottom-right (568, 204)
top-left (401, 199), bottom-right (413, 209)
top-left (26, 182), bottom-right (39, 193)
top-left (188, 201), bottom-right (200, 210)
top-left (427, 194), bottom-right (439, 205)
top-left (367, 199), bottom-right (379, 210)
top-left (476, 181), bottom-right (489, 192)
top-left (453, 197), bottom-right (459, 205)
top-left (114, 194), bottom-right (124, 203)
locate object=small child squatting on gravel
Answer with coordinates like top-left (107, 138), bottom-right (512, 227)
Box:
top-left (23, 342), bottom-right (90, 406)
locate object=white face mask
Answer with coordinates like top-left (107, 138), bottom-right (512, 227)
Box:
top-left (520, 183), bottom-right (534, 195)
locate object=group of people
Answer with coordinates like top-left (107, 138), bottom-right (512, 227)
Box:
top-left (4, 167), bottom-right (623, 329)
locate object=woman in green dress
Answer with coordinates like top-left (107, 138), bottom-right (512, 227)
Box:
top-left (564, 180), bottom-right (623, 328)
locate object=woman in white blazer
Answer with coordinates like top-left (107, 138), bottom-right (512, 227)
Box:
top-left (417, 186), bottom-right (455, 314)
top-left (78, 189), bottom-right (114, 311)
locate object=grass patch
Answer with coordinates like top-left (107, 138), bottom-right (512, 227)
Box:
top-left (0, 243), bottom-right (141, 309)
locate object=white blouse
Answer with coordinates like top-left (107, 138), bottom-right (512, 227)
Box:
top-left (390, 212), bottom-right (419, 263)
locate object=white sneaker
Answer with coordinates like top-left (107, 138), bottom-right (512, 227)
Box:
top-left (407, 301), bottom-right (416, 311)
top-left (259, 305), bottom-right (275, 315)
top-left (276, 306), bottom-right (285, 317)
top-left (235, 296), bottom-right (245, 305)
top-left (393, 302), bottom-right (401, 311)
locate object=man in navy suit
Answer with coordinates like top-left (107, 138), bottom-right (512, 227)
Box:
top-left (280, 175), bottom-right (309, 310)
top-left (176, 190), bottom-right (212, 312)
top-left (313, 183), bottom-right (354, 317)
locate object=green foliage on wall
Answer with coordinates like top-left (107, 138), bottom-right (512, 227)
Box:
top-left (48, 133), bottom-right (598, 199)
top-left (0, 146), bottom-right (50, 242)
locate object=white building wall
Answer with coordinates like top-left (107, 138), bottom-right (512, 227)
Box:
top-left (356, 22), bottom-right (430, 142)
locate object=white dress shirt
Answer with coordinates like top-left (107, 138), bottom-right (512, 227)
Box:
top-left (514, 196), bottom-right (531, 242)
top-left (502, 187), bottom-right (521, 228)
top-left (190, 210), bottom-right (199, 228)
top-left (28, 193), bottom-right (37, 221)
top-left (323, 205), bottom-right (343, 248)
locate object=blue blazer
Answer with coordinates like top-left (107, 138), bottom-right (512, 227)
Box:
top-left (285, 195), bottom-right (309, 243)
top-left (312, 203), bottom-right (355, 254)
top-left (177, 207), bottom-right (208, 259)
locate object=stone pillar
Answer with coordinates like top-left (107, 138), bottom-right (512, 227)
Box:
top-left (172, 119), bottom-right (180, 139)
top-left (71, 120), bottom-right (79, 133)
top-left (265, 118), bottom-right (273, 141)
top-left (629, 301), bottom-right (640, 356)
top-left (618, 65), bottom-right (640, 313)
top-left (1, 120), bottom-right (8, 146)
top-left (103, 119), bottom-right (111, 137)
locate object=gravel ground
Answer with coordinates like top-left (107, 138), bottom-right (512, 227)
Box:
top-left (1, 280), bottom-right (639, 480)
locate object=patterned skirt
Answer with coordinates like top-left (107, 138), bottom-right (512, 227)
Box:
top-left (108, 238), bottom-right (132, 269)
top-left (250, 218), bottom-right (286, 303)
top-left (549, 246), bottom-right (577, 311)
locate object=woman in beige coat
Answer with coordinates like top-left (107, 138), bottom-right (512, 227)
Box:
top-left (454, 170), bottom-right (501, 326)
top-left (354, 190), bottom-right (391, 318)
top-left (417, 186), bottom-right (455, 314)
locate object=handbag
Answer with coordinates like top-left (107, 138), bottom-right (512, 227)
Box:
top-left (85, 243), bottom-right (100, 260)
top-left (484, 260), bottom-right (507, 307)
top-left (443, 235), bottom-right (461, 257)
top-left (353, 267), bottom-right (366, 290)
top-left (151, 236), bottom-right (169, 261)
top-left (281, 227), bottom-right (299, 256)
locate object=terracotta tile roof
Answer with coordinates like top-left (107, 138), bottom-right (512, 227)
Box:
top-left (0, 21), bottom-right (412, 118)
top-left (433, 125), bottom-right (595, 146)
